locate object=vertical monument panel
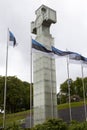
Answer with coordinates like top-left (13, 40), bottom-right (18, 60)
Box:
top-left (31, 5), bottom-right (57, 126)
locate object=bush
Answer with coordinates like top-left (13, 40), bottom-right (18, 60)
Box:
top-left (5, 122), bottom-right (23, 130)
top-left (69, 121), bottom-right (87, 130)
top-left (32, 118), bottom-right (68, 130)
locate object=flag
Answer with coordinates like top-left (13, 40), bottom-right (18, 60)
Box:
top-left (51, 46), bottom-right (86, 64)
top-left (51, 46), bottom-right (71, 57)
top-left (69, 52), bottom-right (84, 64)
top-left (9, 31), bottom-right (17, 46)
top-left (81, 56), bottom-right (87, 67)
top-left (32, 39), bottom-right (52, 55)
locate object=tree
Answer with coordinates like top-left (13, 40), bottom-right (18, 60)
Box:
top-left (60, 79), bottom-right (75, 102)
top-left (0, 76), bottom-right (31, 113)
top-left (74, 77), bottom-right (83, 97)
top-left (59, 77), bottom-right (87, 103)
top-left (60, 79), bottom-right (75, 95)
top-left (0, 76), bottom-right (4, 109)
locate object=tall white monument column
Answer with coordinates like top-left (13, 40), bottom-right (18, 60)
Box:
top-left (31, 5), bottom-right (57, 125)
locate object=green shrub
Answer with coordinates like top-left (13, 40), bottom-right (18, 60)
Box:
top-left (5, 122), bottom-right (23, 130)
top-left (32, 118), bottom-right (68, 130)
top-left (69, 121), bottom-right (87, 130)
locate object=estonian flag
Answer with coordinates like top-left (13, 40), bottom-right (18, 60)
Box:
top-left (9, 31), bottom-right (17, 46)
top-left (32, 39), bottom-right (52, 55)
top-left (51, 46), bottom-right (71, 57)
top-left (51, 46), bottom-right (86, 64)
top-left (69, 52), bottom-right (85, 64)
top-left (81, 56), bottom-right (87, 67)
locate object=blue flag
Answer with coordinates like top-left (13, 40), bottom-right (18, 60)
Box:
top-left (69, 52), bottom-right (86, 64)
top-left (51, 46), bottom-right (71, 57)
top-left (9, 31), bottom-right (17, 46)
top-left (83, 57), bottom-right (87, 62)
top-left (32, 39), bottom-right (52, 54)
top-left (81, 56), bottom-right (87, 67)
top-left (69, 52), bottom-right (82, 60)
top-left (51, 46), bottom-right (86, 64)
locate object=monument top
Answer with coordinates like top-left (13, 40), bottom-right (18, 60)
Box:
top-left (35, 5), bottom-right (57, 24)
top-left (31, 5), bottom-right (57, 35)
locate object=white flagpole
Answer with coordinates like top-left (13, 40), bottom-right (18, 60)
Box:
top-left (50, 57), bottom-right (53, 119)
top-left (3, 28), bottom-right (9, 129)
top-left (81, 64), bottom-right (87, 121)
top-left (30, 36), bottom-right (32, 128)
top-left (66, 55), bottom-right (72, 122)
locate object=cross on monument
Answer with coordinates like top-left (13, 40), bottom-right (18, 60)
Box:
top-left (31, 5), bottom-right (56, 36)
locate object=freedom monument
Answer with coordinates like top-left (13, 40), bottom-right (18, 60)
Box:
top-left (31, 5), bottom-right (57, 125)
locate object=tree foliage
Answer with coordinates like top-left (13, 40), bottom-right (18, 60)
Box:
top-left (0, 76), bottom-right (32, 113)
top-left (58, 77), bottom-right (87, 104)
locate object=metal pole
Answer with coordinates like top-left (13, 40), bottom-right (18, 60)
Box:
top-left (50, 57), bottom-right (53, 119)
top-left (81, 64), bottom-right (87, 121)
top-left (3, 28), bottom-right (9, 129)
top-left (30, 36), bottom-right (32, 128)
top-left (66, 56), bottom-right (72, 122)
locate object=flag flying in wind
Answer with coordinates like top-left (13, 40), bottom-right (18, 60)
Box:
top-left (9, 31), bottom-right (17, 46)
top-left (32, 39), bottom-right (52, 55)
top-left (69, 52), bottom-right (86, 64)
top-left (83, 56), bottom-right (87, 63)
top-left (51, 46), bottom-right (87, 64)
top-left (51, 46), bottom-right (71, 57)
top-left (81, 56), bottom-right (87, 67)
top-left (32, 40), bottom-right (87, 65)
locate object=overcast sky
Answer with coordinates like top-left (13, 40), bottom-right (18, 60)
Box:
top-left (0, 0), bottom-right (87, 92)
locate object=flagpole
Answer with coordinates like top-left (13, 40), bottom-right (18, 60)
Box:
top-left (3, 28), bottom-right (9, 129)
top-left (50, 57), bottom-right (53, 119)
top-left (66, 55), bottom-right (72, 122)
top-left (81, 64), bottom-right (87, 121)
top-left (30, 36), bottom-right (32, 128)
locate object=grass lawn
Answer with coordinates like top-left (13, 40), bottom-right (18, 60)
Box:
top-left (0, 100), bottom-right (86, 127)
top-left (58, 100), bottom-right (87, 110)
top-left (0, 110), bottom-right (31, 127)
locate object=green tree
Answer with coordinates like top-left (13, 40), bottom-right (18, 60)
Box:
top-left (59, 77), bottom-right (87, 103)
top-left (0, 76), bottom-right (31, 113)
top-left (22, 81), bottom-right (33, 110)
top-left (0, 76), bottom-right (4, 109)
top-left (74, 77), bottom-right (83, 98)
top-left (60, 79), bottom-right (75, 95)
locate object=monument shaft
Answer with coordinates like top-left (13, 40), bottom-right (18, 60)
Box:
top-left (31, 5), bottom-right (57, 125)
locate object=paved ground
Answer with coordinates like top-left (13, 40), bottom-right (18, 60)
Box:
top-left (58, 105), bottom-right (86, 123)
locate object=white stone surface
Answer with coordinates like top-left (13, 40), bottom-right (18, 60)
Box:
top-left (31, 5), bottom-right (57, 126)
